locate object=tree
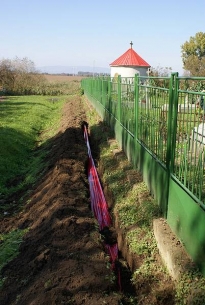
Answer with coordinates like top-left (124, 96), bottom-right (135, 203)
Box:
top-left (0, 57), bottom-right (45, 94)
top-left (181, 32), bottom-right (205, 76)
top-left (149, 65), bottom-right (172, 77)
top-left (0, 59), bottom-right (15, 90)
top-left (148, 66), bottom-right (172, 88)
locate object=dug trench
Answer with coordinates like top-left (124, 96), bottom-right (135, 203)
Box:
top-left (0, 97), bottom-right (138, 305)
top-left (82, 121), bottom-right (136, 299)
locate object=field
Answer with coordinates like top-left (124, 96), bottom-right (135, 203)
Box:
top-left (43, 74), bottom-right (86, 83)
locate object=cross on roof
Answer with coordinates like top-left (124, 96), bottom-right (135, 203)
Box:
top-left (130, 41), bottom-right (133, 49)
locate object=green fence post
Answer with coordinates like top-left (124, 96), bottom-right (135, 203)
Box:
top-left (166, 73), bottom-right (175, 170)
top-left (100, 77), bottom-right (103, 103)
top-left (95, 77), bottom-right (98, 99)
top-left (133, 74), bottom-right (139, 168)
top-left (102, 77), bottom-right (104, 106)
top-left (134, 74), bottom-right (139, 140)
top-left (97, 78), bottom-right (99, 101)
top-left (166, 73), bottom-right (179, 173)
top-left (89, 78), bottom-right (92, 97)
top-left (165, 72), bottom-right (179, 217)
top-left (170, 72), bottom-right (179, 173)
top-left (107, 77), bottom-right (111, 126)
top-left (92, 77), bottom-right (95, 97)
top-left (118, 75), bottom-right (121, 123)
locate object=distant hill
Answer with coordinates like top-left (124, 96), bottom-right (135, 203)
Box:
top-left (38, 65), bottom-right (110, 75)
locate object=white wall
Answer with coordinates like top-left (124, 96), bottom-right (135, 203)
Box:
top-left (110, 66), bottom-right (148, 78)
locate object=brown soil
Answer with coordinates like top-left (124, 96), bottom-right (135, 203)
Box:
top-left (0, 97), bottom-right (125, 304)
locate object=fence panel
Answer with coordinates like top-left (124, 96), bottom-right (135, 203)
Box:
top-left (137, 77), bottom-right (170, 164)
top-left (172, 77), bottom-right (205, 206)
top-left (109, 77), bottom-right (118, 120)
top-left (120, 77), bottom-right (135, 135)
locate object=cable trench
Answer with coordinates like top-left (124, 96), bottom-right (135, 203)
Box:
top-left (83, 123), bottom-right (121, 290)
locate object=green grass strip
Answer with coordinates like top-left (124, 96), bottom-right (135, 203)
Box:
top-left (0, 95), bottom-right (67, 197)
top-left (0, 229), bottom-right (28, 271)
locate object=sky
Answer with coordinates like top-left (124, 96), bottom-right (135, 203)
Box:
top-left (0, 0), bottom-right (205, 74)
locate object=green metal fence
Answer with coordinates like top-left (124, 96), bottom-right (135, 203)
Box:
top-left (82, 74), bottom-right (205, 205)
top-left (81, 74), bottom-right (205, 274)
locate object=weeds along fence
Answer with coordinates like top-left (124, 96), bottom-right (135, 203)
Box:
top-left (81, 73), bottom-right (205, 275)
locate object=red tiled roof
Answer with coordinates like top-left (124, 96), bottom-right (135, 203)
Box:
top-left (110, 47), bottom-right (150, 67)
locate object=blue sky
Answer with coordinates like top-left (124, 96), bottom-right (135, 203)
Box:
top-left (0, 0), bottom-right (205, 74)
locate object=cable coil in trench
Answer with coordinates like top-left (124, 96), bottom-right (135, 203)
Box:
top-left (83, 123), bottom-right (121, 290)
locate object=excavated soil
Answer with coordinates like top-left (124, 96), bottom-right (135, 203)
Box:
top-left (0, 96), bottom-right (126, 305)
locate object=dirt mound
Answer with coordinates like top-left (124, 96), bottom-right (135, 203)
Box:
top-left (0, 97), bottom-right (122, 304)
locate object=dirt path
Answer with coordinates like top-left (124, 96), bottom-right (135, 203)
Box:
top-left (0, 97), bottom-right (123, 304)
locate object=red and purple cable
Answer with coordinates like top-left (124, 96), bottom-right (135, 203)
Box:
top-left (83, 123), bottom-right (121, 290)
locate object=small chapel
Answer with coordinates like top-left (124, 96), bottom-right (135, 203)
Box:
top-left (110, 41), bottom-right (151, 78)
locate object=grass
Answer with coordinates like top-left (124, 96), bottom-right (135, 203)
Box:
top-left (0, 95), bottom-right (67, 200)
top-left (0, 229), bottom-right (28, 287)
top-left (0, 229), bottom-right (28, 271)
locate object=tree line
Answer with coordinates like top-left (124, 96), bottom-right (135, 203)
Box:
top-left (0, 57), bottom-right (81, 96)
top-left (0, 57), bottom-right (45, 95)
